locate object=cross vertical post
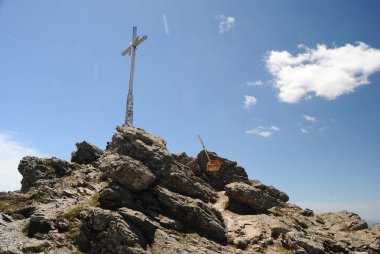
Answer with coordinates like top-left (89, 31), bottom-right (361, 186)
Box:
top-left (121, 26), bottom-right (147, 126)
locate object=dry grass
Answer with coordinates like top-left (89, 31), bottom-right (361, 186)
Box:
top-left (0, 191), bottom-right (49, 219)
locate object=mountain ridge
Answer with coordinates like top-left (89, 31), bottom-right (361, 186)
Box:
top-left (0, 125), bottom-right (379, 253)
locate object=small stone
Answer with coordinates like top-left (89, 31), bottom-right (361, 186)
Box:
top-left (0, 246), bottom-right (23, 254)
top-left (1, 213), bottom-right (14, 222)
top-left (301, 208), bottom-right (314, 217)
top-left (62, 189), bottom-right (76, 197)
top-left (57, 220), bottom-right (69, 233)
top-left (22, 240), bottom-right (49, 253)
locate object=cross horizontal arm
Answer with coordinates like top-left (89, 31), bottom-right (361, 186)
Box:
top-left (132, 35), bottom-right (147, 47)
top-left (121, 46), bottom-right (132, 56)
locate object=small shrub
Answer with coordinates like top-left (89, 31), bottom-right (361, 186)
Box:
top-left (22, 221), bottom-right (30, 235)
top-left (58, 205), bottom-right (84, 221)
top-left (57, 205), bottom-right (85, 246)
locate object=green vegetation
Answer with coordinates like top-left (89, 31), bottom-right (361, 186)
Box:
top-left (179, 232), bottom-right (202, 246)
top-left (58, 205), bottom-right (84, 221)
top-left (0, 191), bottom-right (49, 219)
top-left (235, 239), bottom-right (250, 250)
top-left (271, 242), bottom-right (292, 254)
top-left (28, 190), bottom-right (51, 203)
top-left (87, 181), bottom-right (109, 207)
top-left (57, 205), bottom-right (85, 244)
top-left (22, 221), bottom-right (30, 234)
top-left (87, 191), bottom-right (100, 207)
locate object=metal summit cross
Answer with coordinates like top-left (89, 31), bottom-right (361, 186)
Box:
top-left (121, 26), bottom-right (147, 126)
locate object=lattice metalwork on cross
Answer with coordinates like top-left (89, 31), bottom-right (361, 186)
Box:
top-left (121, 26), bottom-right (147, 126)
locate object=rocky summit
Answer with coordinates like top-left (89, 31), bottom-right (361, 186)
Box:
top-left (0, 125), bottom-right (379, 254)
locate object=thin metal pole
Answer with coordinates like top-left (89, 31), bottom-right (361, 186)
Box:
top-left (125, 27), bottom-right (137, 125)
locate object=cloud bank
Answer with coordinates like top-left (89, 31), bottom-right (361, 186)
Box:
top-left (266, 42), bottom-right (380, 103)
top-left (0, 132), bottom-right (43, 191)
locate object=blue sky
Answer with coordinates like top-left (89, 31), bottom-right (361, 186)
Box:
top-left (1, 0), bottom-right (380, 222)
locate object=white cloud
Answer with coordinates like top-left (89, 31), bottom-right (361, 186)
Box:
top-left (300, 128), bottom-right (308, 134)
top-left (0, 132), bottom-right (43, 191)
top-left (304, 115), bottom-right (317, 122)
top-left (246, 126), bottom-right (280, 138)
top-left (162, 14), bottom-right (169, 35)
top-left (243, 95), bottom-right (257, 109)
top-left (266, 42), bottom-right (380, 103)
top-left (244, 80), bottom-right (263, 87)
top-left (218, 15), bottom-right (235, 34)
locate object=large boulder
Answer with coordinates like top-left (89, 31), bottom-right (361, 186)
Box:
top-left (153, 185), bottom-right (226, 243)
top-left (107, 125), bottom-right (172, 171)
top-left (71, 141), bottom-right (103, 164)
top-left (250, 179), bottom-right (289, 202)
top-left (78, 208), bottom-right (147, 254)
top-left (18, 156), bottom-right (76, 192)
top-left (98, 182), bottom-right (136, 210)
top-left (318, 210), bottom-right (368, 231)
top-left (172, 152), bottom-right (193, 166)
top-left (371, 223), bottom-right (380, 236)
top-left (27, 213), bottom-right (52, 237)
top-left (158, 161), bottom-right (216, 203)
top-left (281, 231), bottom-right (326, 254)
top-left (195, 151), bottom-right (249, 190)
top-left (99, 153), bottom-right (156, 192)
top-left (118, 207), bottom-right (159, 239)
top-left (225, 182), bottom-right (283, 214)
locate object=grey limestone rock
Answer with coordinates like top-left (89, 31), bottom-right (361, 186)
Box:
top-left (158, 161), bottom-right (216, 203)
top-left (318, 210), bottom-right (368, 231)
top-left (281, 231), bottom-right (326, 254)
top-left (99, 153), bottom-right (156, 192)
top-left (250, 179), bottom-right (289, 203)
top-left (22, 239), bottom-right (50, 253)
top-left (118, 207), bottom-right (159, 238)
top-left (28, 213), bottom-right (52, 237)
top-left (0, 247), bottom-right (23, 254)
top-left (107, 125), bottom-right (172, 171)
top-left (98, 182), bottom-right (137, 210)
top-left (78, 208), bottom-right (147, 254)
top-left (18, 156), bottom-right (76, 192)
top-left (71, 141), bottom-right (103, 164)
top-left (225, 182), bottom-right (283, 214)
top-left (153, 185), bottom-right (226, 243)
